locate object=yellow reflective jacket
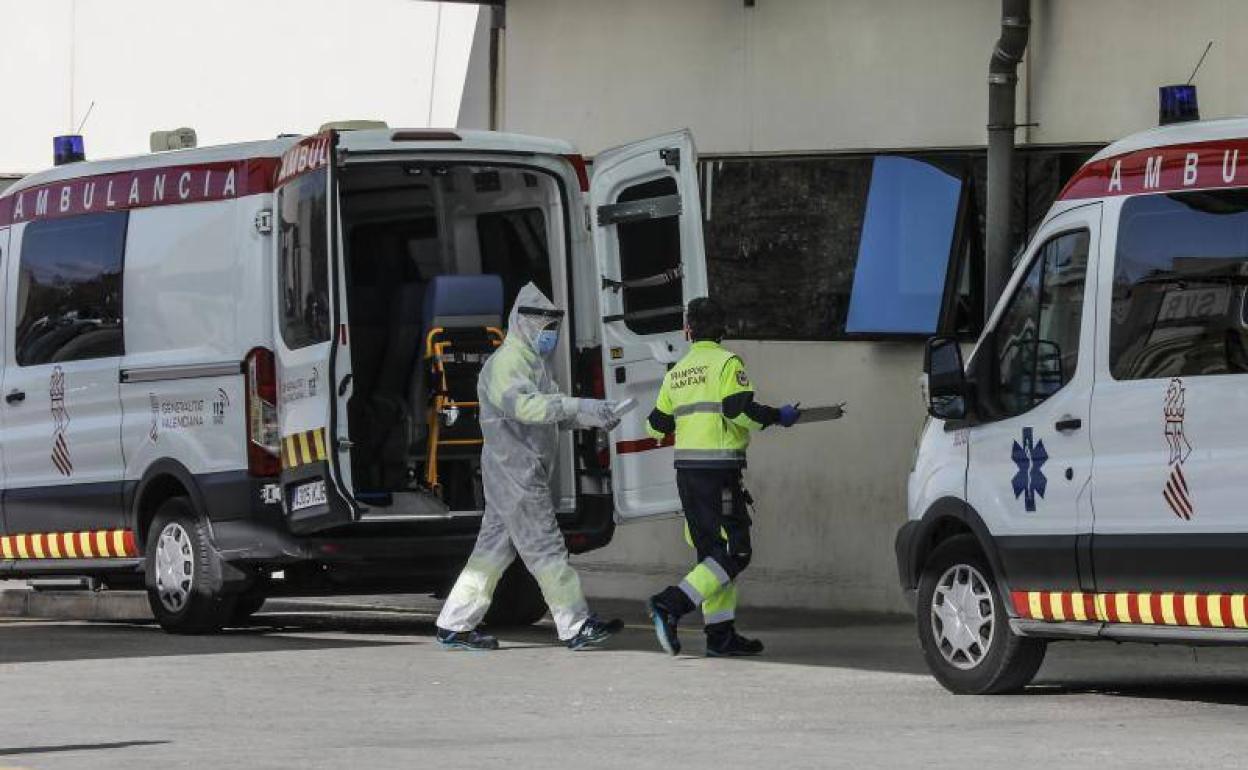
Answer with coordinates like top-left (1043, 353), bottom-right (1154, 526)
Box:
top-left (646, 341), bottom-right (777, 469)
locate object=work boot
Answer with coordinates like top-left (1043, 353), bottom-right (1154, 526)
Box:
top-left (705, 631), bottom-right (764, 658)
top-left (436, 627), bottom-right (500, 651)
top-left (646, 595), bottom-right (682, 656)
top-left (566, 614), bottom-right (625, 650)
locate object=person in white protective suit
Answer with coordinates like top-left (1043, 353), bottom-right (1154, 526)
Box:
top-left (435, 283), bottom-right (625, 650)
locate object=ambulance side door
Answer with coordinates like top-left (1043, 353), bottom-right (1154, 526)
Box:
top-left (591, 129), bottom-right (708, 522)
top-left (272, 133), bottom-right (357, 533)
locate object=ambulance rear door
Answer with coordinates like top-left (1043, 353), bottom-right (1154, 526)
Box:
top-left (591, 129), bottom-right (708, 522)
top-left (271, 132), bottom-right (358, 533)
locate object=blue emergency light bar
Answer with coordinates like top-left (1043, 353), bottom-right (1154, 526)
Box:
top-left (53, 134), bottom-right (85, 166)
top-left (1159, 84), bottom-right (1200, 126)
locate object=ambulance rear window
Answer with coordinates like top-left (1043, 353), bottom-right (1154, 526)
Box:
top-left (278, 168), bottom-right (331, 349)
top-left (1110, 189), bottom-right (1248, 380)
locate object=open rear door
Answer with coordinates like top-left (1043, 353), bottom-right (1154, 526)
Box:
top-left (271, 132), bottom-right (357, 533)
top-left (591, 129), bottom-right (708, 522)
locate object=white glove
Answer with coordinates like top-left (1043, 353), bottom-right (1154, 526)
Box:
top-left (577, 398), bottom-right (621, 430)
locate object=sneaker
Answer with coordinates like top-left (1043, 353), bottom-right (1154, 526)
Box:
top-left (705, 632), bottom-right (764, 658)
top-left (646, 596), bottom-right (682, 656)
top-left (566, 614), bottom-right (625, 650)
top-left (436, 627), bottom-right (500, 651)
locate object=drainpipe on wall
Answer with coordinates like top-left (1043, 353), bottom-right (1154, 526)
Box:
top-left (985, 0), bottom-right (1031, 316)
top-left (488, 4), bottom-right (505, 131)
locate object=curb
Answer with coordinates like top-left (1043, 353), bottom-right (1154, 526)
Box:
top-left (0, 589), bottom-right (153, 622)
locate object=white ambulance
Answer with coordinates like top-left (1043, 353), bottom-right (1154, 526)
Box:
top-left (0, 126), bottom-right (706, 633)
top-left (900, 117), bottom-right (1248, 692)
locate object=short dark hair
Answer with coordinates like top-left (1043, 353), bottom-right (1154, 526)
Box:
top-left (686, 297), bottom-right (726, 341)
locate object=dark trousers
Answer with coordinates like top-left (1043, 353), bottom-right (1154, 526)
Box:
top-left (677, 468), bottom-right (753, 581)
top-left (657, 468), bottom-right (753, 633)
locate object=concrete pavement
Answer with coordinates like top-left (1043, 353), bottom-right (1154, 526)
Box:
top-left (1, 598), bottom-right (1248, 769)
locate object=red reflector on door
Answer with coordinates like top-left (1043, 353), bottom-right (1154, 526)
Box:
top-left (339, 324), bottom-right (348, 345)
top-left (616, 435), bottom-right (674, 454)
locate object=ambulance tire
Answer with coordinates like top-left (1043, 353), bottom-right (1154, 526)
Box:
top-left (484, 562), bottom-right (549, 628)
top-left (916, 535), bottom-right (1047, 695)
top-left (144, 498), bottom-right (236, 635)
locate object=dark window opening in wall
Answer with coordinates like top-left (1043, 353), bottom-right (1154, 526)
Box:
top-left (700, 146), bottom-right (1098, 341)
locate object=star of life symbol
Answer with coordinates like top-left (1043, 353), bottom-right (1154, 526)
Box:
top-left (1163, 377), bottom-right (1195, 519)
top-left (1011, 427), bottom-right (1047, 512)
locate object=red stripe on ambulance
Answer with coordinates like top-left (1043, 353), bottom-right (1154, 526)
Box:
top-left (1059, 138), bottom-right (1248, 201)
top-left (0, 157), bottom-right (280, 226)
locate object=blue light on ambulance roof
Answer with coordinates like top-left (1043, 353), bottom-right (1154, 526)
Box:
top-left (53, 134), bottom-right (85, 166)
top-left (1159, 84), bottom-right (1199, 126)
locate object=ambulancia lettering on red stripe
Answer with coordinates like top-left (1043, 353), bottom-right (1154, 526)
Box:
top-left (0, 158), bottom-right (279, 226)
top-left (274, 133), bottom-right (332, 186)
top-left (1059, 138), bottom-right (1248, 200)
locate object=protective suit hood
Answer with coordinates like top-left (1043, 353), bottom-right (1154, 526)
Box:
top-left (508, 283), bottom-right (563, 354)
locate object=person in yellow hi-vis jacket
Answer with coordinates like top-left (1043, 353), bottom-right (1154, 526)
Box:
top-left (644, 297), bottom-right (817, 657)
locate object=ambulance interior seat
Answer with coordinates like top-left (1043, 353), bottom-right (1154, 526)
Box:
top-left (418, 274), bottom-right (505, 490)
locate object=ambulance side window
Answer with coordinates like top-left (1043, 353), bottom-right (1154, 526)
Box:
top-left (981, 229), bottom-right (1089, 420)
top-left (278, 168), bottom-right (331, 349)
top-left (15, 212), bottom-right (127, 366)
top-left (1110, 189), bottom-right (1248, 379)
top-left (615, 177), bottom-right (684, 335)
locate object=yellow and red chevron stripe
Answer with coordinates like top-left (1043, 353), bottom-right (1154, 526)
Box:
top-left (1013, 590), bottom-right (1248, 629)
top-left (282, 427), bottom-right (328, 471)
top-left (0, 530), bottom-right (138, 560)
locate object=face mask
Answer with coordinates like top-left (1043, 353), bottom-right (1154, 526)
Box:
top-left (536, 328), bottom-right (559, 357)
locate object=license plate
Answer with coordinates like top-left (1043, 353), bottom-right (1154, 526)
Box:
top-left (289, 479), bottom-right (327, 512)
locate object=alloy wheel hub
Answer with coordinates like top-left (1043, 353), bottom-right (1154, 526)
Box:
top-left (930, 563), bottom-right (995, 670)
top-left (154, 522), bottom-right (194, 613)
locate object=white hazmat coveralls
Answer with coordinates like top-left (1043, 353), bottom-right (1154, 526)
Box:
top-left (436, 283), bottom-right (607, 640)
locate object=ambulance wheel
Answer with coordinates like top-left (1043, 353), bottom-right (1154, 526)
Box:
top-left (144, 498), bottom-right (235, 635)
top-left (484, 562), bottom-right (548, 628)
top-left (916, 535), bottom-right (1046, 694)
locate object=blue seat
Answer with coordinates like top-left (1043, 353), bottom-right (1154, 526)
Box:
top-left (423, 274), bottom-right (505, 331)
top-left (419, 275), bottom-right (507, 491)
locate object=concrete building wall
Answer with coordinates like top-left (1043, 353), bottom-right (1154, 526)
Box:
top-left (502, 0), bottom-right (1248, 154)
top-left (580, 341), bottom-right (923, 614)
top-left (495, 0), bottom-right (1248, 614)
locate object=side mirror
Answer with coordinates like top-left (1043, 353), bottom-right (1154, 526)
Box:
top-left (924, 335), bottom-right (968, 421)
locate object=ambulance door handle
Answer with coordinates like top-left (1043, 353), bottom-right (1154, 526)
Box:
top-left (5, 389), bottom-right (25, 405)
top-left (338, 373), bottom-right (353, 397)
top-left (1054, 417), bottom-right (1082, 432)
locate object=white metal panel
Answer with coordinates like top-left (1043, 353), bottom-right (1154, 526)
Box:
top-left (591, 129), bottom-right (708, 522)
top-left (121, 376), bottom-right (248, 481)
top-left (122, 200), bottom-right (245, 365)
top-left (1089, 194), bottom-right (1248, 536)
top-left (119, 199), bottom-right (259, 480)
top-left (907, 419), bottom-right (967, 522)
